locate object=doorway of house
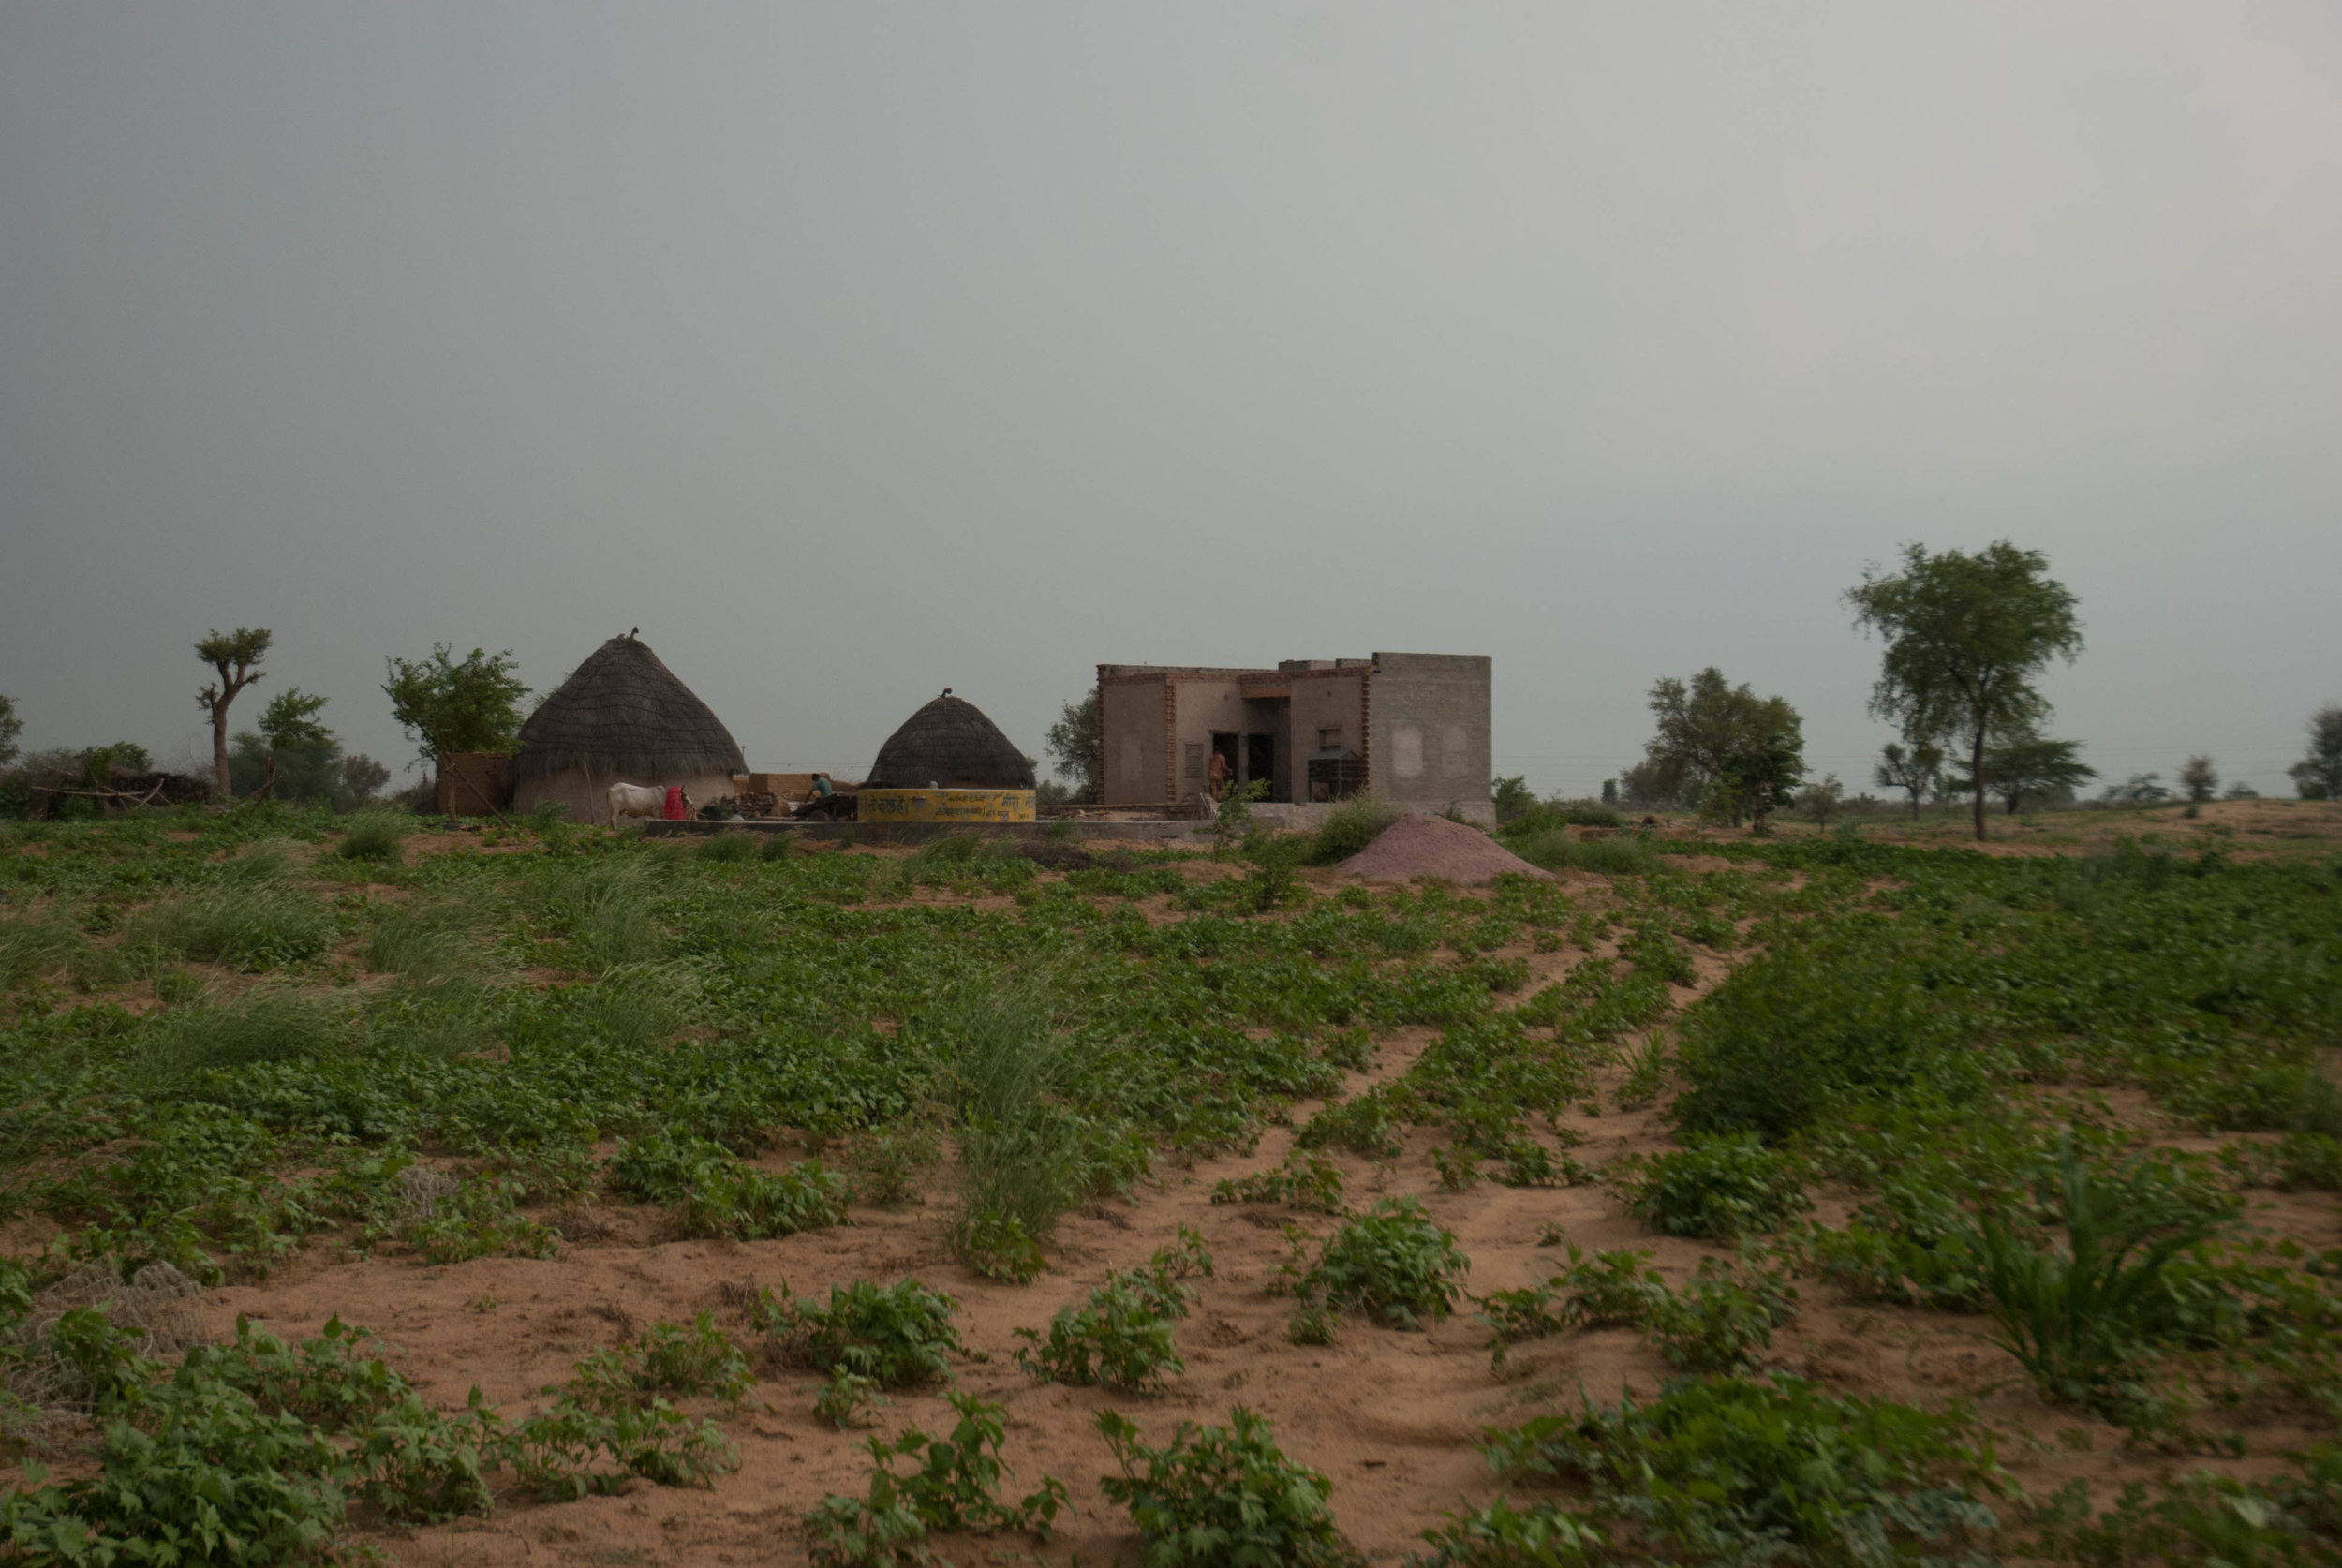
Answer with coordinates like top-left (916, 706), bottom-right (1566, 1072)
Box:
top-left (1244, 733), bottom-right (1276, 801)
top-left (1209, 733), bottom-right (1239, 800)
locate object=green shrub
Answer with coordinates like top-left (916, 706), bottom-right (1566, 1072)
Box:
top-left (335, 811), bottom-right (408, 864)
top-left (1484, 1376), bottom-right (1999, 1564)
top-left (1620, 1134), bottom-right (1812, 1241)
top-left (1309, 795), bottom-right (1401, 865)
top-left (2267, 1132), bottom-right (2342, 1191)
top-left (2023, 1447), bottom-right (2342, 1566)
top-left (1671, 917), bottom-right (1970, 1142)
top-left (763, 1278), bottom-right (963, 1392)
top-left (1302, 1198), bottom-right (1467, 1329)
top-left (1097, 1406), bottom-right (1349, 1568)
top-left (351, 1389), bottom-right (502, 1523)
top-left (806, 1392), bottom-right (1067, 1568)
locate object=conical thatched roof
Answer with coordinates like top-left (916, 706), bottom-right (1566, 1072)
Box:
top-left (509, 636), bottom-right (745, 783)
top-left (865, 691), bottom-right (1034, 790)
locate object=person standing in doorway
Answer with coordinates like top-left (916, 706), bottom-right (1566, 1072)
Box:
top-left (1206, 748), bottom-right (1230, 805)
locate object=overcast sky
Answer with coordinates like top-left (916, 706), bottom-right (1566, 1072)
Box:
top-left (4, 3), bottom-right (2336, 797)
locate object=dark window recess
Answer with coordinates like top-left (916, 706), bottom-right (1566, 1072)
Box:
top-left (1308, 756), bottom-right (1368, 803)
top-left (1246, 733), bottom-right (1275, 797)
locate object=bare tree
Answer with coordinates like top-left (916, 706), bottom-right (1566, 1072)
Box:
top-left (195, 628), bottom-right (272, 802)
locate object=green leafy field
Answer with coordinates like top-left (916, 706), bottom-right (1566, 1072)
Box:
top-left (0, 806), bottom-right (2337, 1563)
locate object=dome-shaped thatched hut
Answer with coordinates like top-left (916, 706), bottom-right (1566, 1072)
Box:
top-left (865, 691), bottom-right (1035, 790)
top-left (508, 635), bottom-right (746, 821)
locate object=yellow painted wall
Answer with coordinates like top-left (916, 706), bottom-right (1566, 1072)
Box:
top-left (858, 788), bottom-right (1036, 824)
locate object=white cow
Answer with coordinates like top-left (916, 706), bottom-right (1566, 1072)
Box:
top-left (607, 782), bottom-right (688, 828)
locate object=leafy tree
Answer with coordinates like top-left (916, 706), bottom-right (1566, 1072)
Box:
top-left (1845, 542), bottom-right (2082, 842)
top-left (2222, 779), bottom-right (2260, 802)
top-left (1979, 731), bottom-right (2096, 815)
top-left (340, 754), bottom-right (391, 804)
top-left (1799, 774), bottom-right (1845, 831)
top-left (2101, 773), bottom-right (2171, 805)
top-left (0, 693), bottom-right (21, 767)
top-left (196, 627), bottom-right (273, 801)
top-left (253, 689), bottom-right (331, 799)
top-left (1492, 776), bottom-right (1534, 822)
top-left (1599, 777), bottom-right (1618, 806)
top-left (1643, 669), bottom-right (1806, 829)
top-left (382, 645), bottom-right (528, 768)
top-left (1618, 756), bottom-right (1688, 809)
top-left (2177, 754), bottom-right (2218, 806)
top-left (1043, 692), bottom-right (1100, 804)
top-left (1874, 740), bottom-right (1943, 820)
top-left (2290, 706), bottom-right (2342, 800)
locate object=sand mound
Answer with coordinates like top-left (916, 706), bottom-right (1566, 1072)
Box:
top-left (1338, 812), bottom-right (1553, 883)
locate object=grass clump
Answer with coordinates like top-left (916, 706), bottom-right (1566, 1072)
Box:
top-left (126, 881), bottom-right (335, 971)
top-left (805, 1392), bottom-right (1067, 1568)
top-left (1097, 1406), bottom-right (1350, 1568)
top-left (1620, 1133), bottom-right (1813, 1241)
top-left (1308, 795), bottom-right (1401, 865)
top-left (141, 987), bottom-right (351, 1079)
top-left (698, 830), bottom-right (759, 864)
top-left (335, 811), bottom-right (408, 864)
top-left (1299, 1197), bottom-right (1467, 1330)
top-left (1484, 1376), bottom-right (2000, 1565)
top-left (943, 981), bottom-right (1104, 1282)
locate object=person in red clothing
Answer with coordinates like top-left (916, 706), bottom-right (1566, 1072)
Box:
top-left (662, 785), bottom-right (688, 821)
top-left (1206, 748), bottom-right (1231, 804)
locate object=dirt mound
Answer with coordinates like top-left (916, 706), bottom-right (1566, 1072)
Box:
top-left (1338, 812), bottom-right (1553, 883)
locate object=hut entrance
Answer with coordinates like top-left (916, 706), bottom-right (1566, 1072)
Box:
top-left (1209, 732), bottom-right (1239, 795)
top-left (1245, 733), bottom-right (1276, 798)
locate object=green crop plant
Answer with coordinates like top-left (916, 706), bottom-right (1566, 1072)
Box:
top-left (698, 829), bottom-right (760, 863)
top-left (1620, 1133), bottom-right (1813, 1240)
top-left (1646, 1255), bottom-right (1799, 1372)
top-left (762, 1278), bottom-right (963, 1394)
top-left (571, 1312), bottom-right (755, 1410)
top-left (1097, 1406), bottom-right (1349, 1568)
top-left (806, 1392), bottom-right (1067, 1568)
top-left (1015, 1233), bottom-right (1212, 1396)
top-left (1482, 1376), bottom-right (2001, 1565)
top-left (1964, 1133), bottom-right (2220, 1410)
top-left (1299, 1197), bottom-right (1467, 1329)
top-left (1412, 1497), bottom-right (1604, 1568)
top-left (1211, 1148), bottom-right (1346, 1213)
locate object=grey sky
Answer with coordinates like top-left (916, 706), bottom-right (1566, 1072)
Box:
top-left (4, 3), bottom-right (2337, 796)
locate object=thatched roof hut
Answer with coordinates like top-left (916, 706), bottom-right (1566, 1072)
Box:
top-left (507, 636), bottom-right (745, 820)
top-left (864, 691), bottom-right (1034, 790)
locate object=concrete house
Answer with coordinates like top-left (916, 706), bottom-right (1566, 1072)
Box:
top-left (1096, 653), bottom-right (1492, 823)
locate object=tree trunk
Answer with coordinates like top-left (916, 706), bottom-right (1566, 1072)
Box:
top-left (1971, 733), bottom-right (1988, 841)
top-left (211, 705), bottom-right (230, 802)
